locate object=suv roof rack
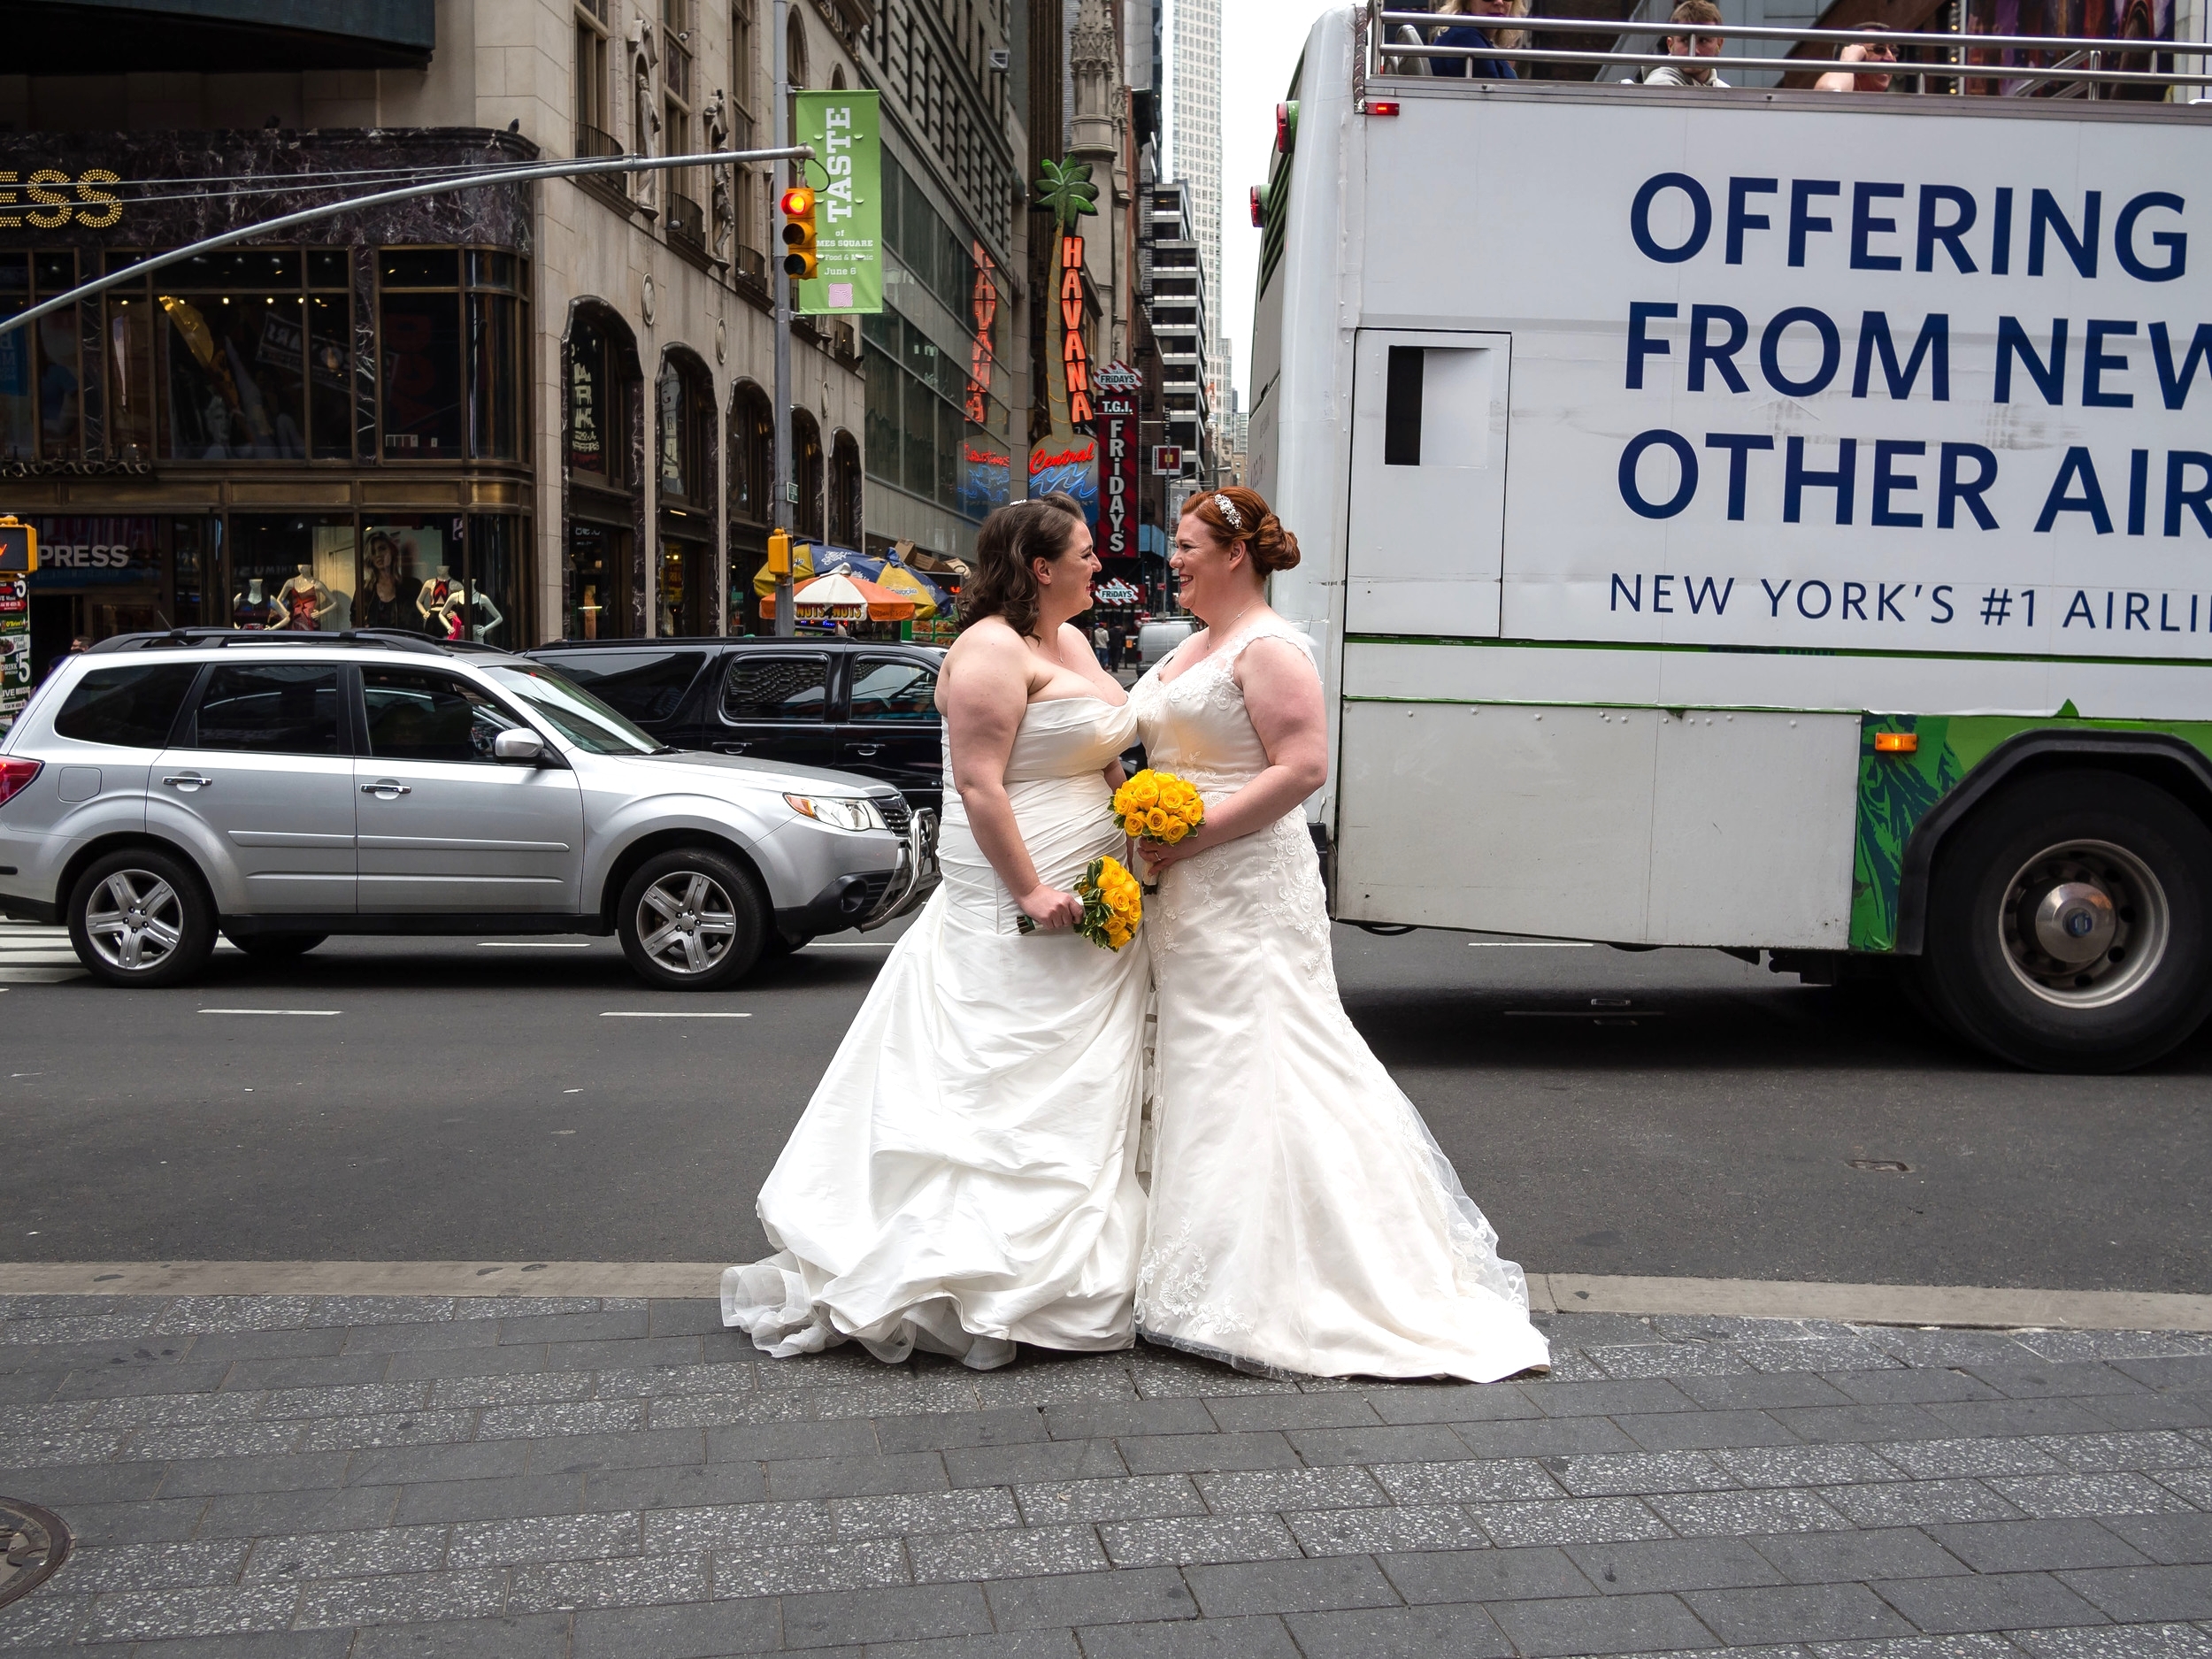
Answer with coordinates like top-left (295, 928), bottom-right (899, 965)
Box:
top-left (87, 628), bottom-right (488, 658)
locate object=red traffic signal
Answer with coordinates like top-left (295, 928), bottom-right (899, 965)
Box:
top-left (780, 185), bottom-right (819, 279)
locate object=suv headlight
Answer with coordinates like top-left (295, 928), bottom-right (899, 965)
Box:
top-left (784, 793), bottom-right (885, 833)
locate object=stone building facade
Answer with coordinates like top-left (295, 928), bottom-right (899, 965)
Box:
top-left (0, 0), bottom-right (869, 664)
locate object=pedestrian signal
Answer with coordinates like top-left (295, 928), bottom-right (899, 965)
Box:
top-left (780, 186), bottom-right (818, 280)
top-left (766, 528), bottom-right (791, 576)
top-left (0, 518), bottom-right (35, 574)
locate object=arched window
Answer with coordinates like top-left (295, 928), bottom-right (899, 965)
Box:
top-left (565, 301), bottom-right (643, 640)
top-left (726, 381), bottom-right (774, 527)
top-left (787, 13), bottom-right (809, 88)
top-left (657, 349), bottom-right (718, 635)
top-left (829, 428), bottom-right (862, 547)
top-left (792, 408), bottom-right (825, 541)
top-left (830, 65), bottom-right (846, 91)
top-left (657, 349), bottom-right (716, 509)
top-left (726, 380), bottom-right (774, 634)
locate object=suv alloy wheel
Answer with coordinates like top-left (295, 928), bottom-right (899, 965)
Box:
top-left (67, 848), bottom-right (219, 988)
top-left (616, 847), bottom-right (768, 990)
top-left (1915, 770), bottom-right (2212, 1071)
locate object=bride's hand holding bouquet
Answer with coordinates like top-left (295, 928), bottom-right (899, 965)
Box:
top-left (1114, 769), bottom-right (1209, 880)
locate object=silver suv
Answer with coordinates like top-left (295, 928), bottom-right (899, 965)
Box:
top-left (0, 630), bottom-right (936, 990)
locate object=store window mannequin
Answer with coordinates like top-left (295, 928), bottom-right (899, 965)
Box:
top-left (232, 576), bottom-right (268, 631)
top-left (417, 564), bottom-right (457, 635)
top-left (273, 564), bottom-right (334, 631)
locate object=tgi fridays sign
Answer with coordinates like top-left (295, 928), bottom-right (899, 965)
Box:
top-left (1094, 362), bottom-right (1141, 562)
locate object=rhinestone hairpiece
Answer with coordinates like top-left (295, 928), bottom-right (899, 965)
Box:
top-left (1213, 494), bottom-right (1243, 530)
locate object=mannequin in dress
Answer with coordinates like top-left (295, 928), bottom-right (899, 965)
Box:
top-left (272, 565), bottom-right (332, 631)
top-left (416, 564), bottom-right (457, 635)
top-left (233, 577), bottom-right (267, 631)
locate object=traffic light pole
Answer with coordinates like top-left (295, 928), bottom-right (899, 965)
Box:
top-left (770, 0), bottom-right (795, 639)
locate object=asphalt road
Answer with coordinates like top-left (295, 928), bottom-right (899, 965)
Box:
top-left (2, 922), bottom-right (2206, 1294)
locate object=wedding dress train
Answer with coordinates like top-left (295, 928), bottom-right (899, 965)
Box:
top-left (1129, 620), bottom-right (1550, 1383)
top-left (723, 696), bottom-right (1150, 1370)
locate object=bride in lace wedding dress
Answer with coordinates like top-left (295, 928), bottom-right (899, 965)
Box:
top-left (1128, 487), bottom-right (1550, 1385)
top-left (723, 497), bottom-right (1149, 1371)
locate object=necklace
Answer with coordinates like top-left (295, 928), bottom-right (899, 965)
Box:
top-left (1208, 601), bottom-right (1257, 649)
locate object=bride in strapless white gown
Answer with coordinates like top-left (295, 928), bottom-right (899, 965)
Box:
top-left (724, 499), bottom-right (1149, 1370)
top-left (1129, 487), bottom-right (1550, 1384)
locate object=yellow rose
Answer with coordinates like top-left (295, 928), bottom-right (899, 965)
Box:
top-left (1177, 800), bottom-right (1203, 824)
top-left (1125, 774), bottom-right (1160, 809)
top-left (1142, 807), bottom-right (1171, 837)
top-left (1158, 819), bottom-right (1187, 844)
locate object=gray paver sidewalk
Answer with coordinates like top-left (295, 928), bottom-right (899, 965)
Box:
top-left (2, 1296), bottom-right (2210, 1657)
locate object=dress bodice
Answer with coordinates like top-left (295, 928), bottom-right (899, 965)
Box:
top-left (1129, 618), bottom-right (1315, 792)
top-left (940, 695), bottom-right (1137, 787)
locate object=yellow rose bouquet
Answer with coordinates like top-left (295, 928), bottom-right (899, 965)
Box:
top-left (1016, 854), bottom-right (1142, 950)
top-left (1112, 769), bottom-right (1205, 846)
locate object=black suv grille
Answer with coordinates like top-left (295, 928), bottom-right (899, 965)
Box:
top-left (874, 794), bottom-right (911, 836)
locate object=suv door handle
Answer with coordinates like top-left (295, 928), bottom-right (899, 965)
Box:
top-left (360, 780), bottom-right (412, 797)
top-left (160, 774), bottom-right (212, 790)
top-left (850, 743), bottom-right (883, 757)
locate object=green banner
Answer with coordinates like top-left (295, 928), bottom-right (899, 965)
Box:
top-left (795, 89), bottom-right (883, 317)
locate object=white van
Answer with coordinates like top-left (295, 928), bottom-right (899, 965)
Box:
top-left (1250, 5), bottom-right (2212, 1071)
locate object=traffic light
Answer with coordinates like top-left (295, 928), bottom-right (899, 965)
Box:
top-left (0, 517), bottom-right (35, 574)
top-left (780, 185), bottom-right (818, 280)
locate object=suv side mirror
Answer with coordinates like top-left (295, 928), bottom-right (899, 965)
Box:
top-left (494, 727), bottom-right (547, 764)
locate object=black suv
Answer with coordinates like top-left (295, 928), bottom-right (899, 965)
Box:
top-left (525, 637), bottom-right (944, 812)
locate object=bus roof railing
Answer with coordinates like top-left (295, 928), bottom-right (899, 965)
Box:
top-left (1367, 4), bottom-right (2212, 94)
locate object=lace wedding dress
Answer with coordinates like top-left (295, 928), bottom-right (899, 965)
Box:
top-left (1129, 619), bottom-right (1550, 1383)
top-left (723, 696), bottom-right (1151, 1370)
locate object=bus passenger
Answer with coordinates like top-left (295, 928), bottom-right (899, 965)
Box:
top-left (1643, 0), bottom-right (1732, 86)
top-left (1816, 22), bottom-right (1898, 89)
top-left (1429, 0), bottom-right (1521, 80)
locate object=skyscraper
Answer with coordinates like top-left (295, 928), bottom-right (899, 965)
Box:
top-left (1163, 0), bottom-right (1222, 479)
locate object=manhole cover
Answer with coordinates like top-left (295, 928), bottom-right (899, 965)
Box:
top-left (0, 1499), bottom-right (71, 1609)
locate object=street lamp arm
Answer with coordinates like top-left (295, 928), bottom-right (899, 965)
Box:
top-left (0, 143), bottom-right (815, 339)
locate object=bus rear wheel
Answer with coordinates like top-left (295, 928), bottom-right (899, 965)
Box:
top-left (1916, 770), bottom-right (2212, 1072)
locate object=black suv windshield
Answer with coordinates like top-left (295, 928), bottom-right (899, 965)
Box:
top-left (480, 664), bottom-right (664, 755)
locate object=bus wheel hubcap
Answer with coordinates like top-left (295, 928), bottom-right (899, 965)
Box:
top-left (2000, 840), bottom-right (2167, 1010)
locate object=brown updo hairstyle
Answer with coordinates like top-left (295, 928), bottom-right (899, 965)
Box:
top-left (1180, 486), bottom-right (1301, 574)
top-left (959, 493), bottom-right (1087, 640)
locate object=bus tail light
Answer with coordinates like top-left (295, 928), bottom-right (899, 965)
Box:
top-left (1365, 100), bottom-right (1401, 117)
top-left (1873, 732), bottom-right (1918, 754)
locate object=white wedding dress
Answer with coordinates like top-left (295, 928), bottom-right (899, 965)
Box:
top-left (722, 696), bottom-right (1151, 1370)
top-left (1129, 619), bottom-right (1550, 1383)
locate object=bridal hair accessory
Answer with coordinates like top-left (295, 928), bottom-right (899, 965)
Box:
top-left (1213, 494), bottom-right (1243, 530)
top-left (1114, 768), bottom-right (1206, 846)
top-left (1015, 855), bottom-right (1142, 949)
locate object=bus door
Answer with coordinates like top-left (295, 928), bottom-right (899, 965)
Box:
top-left (1346, 330), bottom-right (1509, 639)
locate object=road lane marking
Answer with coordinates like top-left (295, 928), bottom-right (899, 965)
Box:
top-left (0, 1263), bottom-right (2203, 1331)
top-left (598, 1011), bottom-right (753, 1018)
top-left (198, 1008), bottom-right (342, 1017)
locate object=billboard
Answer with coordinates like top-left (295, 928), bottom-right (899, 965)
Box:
top-left (1338, 96), bottom-right (2212, 658)
top-left (794, 90), bottom-right (884, 316)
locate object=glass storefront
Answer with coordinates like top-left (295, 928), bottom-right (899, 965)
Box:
top-left (567, 521), bottom-right (626, 641)
top-left (219, 512), bottom-right (524, 645)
